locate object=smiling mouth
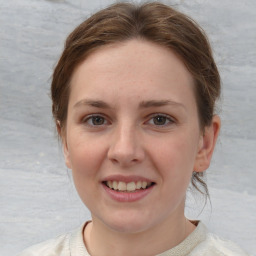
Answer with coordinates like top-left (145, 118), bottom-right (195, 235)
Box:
top-left (103, 181), bottom-right (155, 192)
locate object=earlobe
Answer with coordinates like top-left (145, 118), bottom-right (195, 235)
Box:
top-left (194, 115), bottom-right (221, 172)
top-left (56, 120), bottom-right (62, 136)
top-left (56, 121), bottom-right (72, 169)
top-left (63, 137), bottom-right (72, 169)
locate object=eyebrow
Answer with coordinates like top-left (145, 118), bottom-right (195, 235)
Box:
top-left (73, 99), bottom-right (185, 110)
top-left (74, 99), bottom-right (111, 109)
top-left (138, 100), bottom-right (185, 109)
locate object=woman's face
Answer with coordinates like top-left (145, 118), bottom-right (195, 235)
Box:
top-left (63, 39), bottom-right (205, 233)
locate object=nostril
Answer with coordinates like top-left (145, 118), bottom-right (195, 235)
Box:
top-left (107, 133), bottom-right (145, 165)
top-left (108, 147), bottom-right (145, 166)
top-left (110, 158), bottom-right (119, 164)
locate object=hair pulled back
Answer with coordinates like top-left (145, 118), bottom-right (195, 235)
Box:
top-left (51, 2), bottom-right (220, 198)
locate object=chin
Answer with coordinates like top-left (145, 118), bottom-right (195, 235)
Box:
top-left (100, 210), bottom-right (156, 234)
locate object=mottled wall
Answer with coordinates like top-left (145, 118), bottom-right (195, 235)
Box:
top-left (0, 1), bottom-right (255, 255)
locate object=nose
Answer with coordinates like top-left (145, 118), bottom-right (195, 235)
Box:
top-left (107, 123), bottom-right (145, 167)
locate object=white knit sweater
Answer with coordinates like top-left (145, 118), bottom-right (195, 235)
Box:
top-left (18, 222), bottom-right (249, 256)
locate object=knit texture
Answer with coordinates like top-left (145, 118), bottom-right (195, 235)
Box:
top-left (17, 222), bottom-right (248, 256)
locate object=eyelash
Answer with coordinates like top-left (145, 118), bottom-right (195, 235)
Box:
top-left (82, 114), bottom-right (109, 126)
top-left (81, 113), bottom-right (175, 128)
top-left (146, 113), bottom-right (175, 127)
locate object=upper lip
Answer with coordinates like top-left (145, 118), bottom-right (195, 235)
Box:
top-left (102, 175), bottom-right (155, 183)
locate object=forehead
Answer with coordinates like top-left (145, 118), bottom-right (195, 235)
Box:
top-left (69, 39), bottom-right (195, 105)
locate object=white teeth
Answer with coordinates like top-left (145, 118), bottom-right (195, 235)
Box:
top-left (117, 181), bottom-right (126, 191)
top-left (105, 180), bottom-right (153, 191)
top-left (142, 181), bottom-right (147, 189)
top-left (112, 181), bottom-right (118, 190)
top-left (127, 182), bottom-right (136, 191)
top-left (136, 181), bottom-right (142, 189)
top-left (107, 181), bottom-right (113, 189)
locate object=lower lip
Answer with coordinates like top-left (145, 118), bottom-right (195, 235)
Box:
top-left (103, 184), bottom-right (154, 202)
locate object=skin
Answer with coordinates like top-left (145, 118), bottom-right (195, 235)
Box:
top-left (61, 39), bottom-right (220, 256)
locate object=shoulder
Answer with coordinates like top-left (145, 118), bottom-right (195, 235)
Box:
top-left (17, 232), bottom-right (70, 256)
top-left (17, 222), bottom-right (89, 256)
top-left (190, 230), bottom-right (249, 256)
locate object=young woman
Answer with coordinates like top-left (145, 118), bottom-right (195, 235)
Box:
top-left (19, 2), bottom-right (248, 255)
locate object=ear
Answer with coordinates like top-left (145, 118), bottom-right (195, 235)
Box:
top-left (56, 121), bottom-right (72, 169)
top-left (194, 115), bottom-right (221, 172)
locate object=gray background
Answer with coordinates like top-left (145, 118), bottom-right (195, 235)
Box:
top-left (0, 0), bottom-right (255, 255)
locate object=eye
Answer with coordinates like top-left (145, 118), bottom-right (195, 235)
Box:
top-left (83, 115), bottom-right (108, 126)
top-left (147, 114), bottom-right (174, 126)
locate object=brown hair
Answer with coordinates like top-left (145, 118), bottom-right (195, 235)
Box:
top-left (51, 2), bottom-right (220, 198)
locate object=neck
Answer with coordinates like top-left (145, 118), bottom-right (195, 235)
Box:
top-left (84, 214), bottom-right (196, 256)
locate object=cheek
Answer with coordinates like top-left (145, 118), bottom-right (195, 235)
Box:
top-left (150, 134), bottom-right (198, 180)
top-left (67, 132), bottom-right (106, 178)
top-left (67, 135), bottom-right (107, 205)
